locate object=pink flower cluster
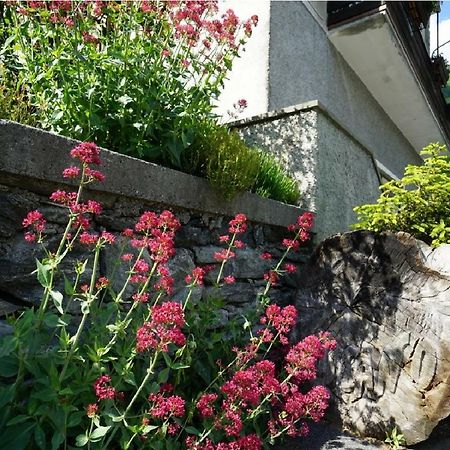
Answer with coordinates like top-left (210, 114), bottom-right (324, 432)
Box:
top-left (285, 332), bottom-right (337, 382)
top-left (268, 385), bottom-right (331, 438)
top-left (185, 265), bottom-right (214, 286)
top-left (147, 389), bottom-right (185, 435)
top-left (132, 210), bottom-right (180, 264)
top-left (186, 434), bottom-right (262, 450)
top-left (283, 212), bottom-right (315, 251)
top-left (259, 304), bottom-right (297, 345)
top-left (221, 360), bottom-right (280, 407)
top-left (136, 302), bottom-right (186, 353)
top-left (22, 210), bottom-right (46, 242)
top-left (214, 213), bottom-right (247, 265)
top-left (93, 374), bottom-right (116, 400)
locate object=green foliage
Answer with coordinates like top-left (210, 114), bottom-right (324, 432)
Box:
top-left (353, 143), bottom-right (450, 247)
top-left (0, 72), bottom-right (36, 126)
top-left (385, 426), bottom-right (406, 449)
top-left (187, 124), bottom-right (261, 200)
top-left (0, 1), bottom-right (255, 168)
top-left (186, 123), bottom-right (300, 204)
top-left (253, 150), bottom-right (300, 205)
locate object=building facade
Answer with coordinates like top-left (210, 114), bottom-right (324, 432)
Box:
top-left (217, 1), bottom-right (450, 240)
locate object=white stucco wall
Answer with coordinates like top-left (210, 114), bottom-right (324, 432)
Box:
top-left (217, 0), bottom-right (423, 179)
top-left (214, 0), bottom-right (270, 119)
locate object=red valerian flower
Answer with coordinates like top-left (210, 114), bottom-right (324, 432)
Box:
top-left (85, 167), bottom-right (105, 182)
top-left (136, 302), bottom-right (186, 352)
top-left (263, 270), bottom-right (279, 286)
top-left (93, 375), bottom-right (116, 400)
top-left (260, 252), bottom-right (272, 260)
top-left (95, 276), bottom-right (109, 290)
top-left (228, 213), bottom-right (247, 233)
top-left (224, 275), bottom-right (235, 284)
top-left (70, 142), bottom-right (101, 165)
top-left (284, 263), bottom-right (297, 273)
top-left (284, 333), bottom-right (336, 382)
top-left (22, 210), bottom-right (46, 236)
top-left (86, 403), bottom-right (98, 418)
top-left (148, 393), bottom-right (185, 420)
top-left (196, 393), bottom-right (218, 418)
top-left (214, 249), bottom-right (235, 262)
top-left (62, 166), bottom-right (80, 179)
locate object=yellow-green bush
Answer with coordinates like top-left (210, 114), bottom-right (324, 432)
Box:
top-left (353, 143), bottom-right (450, 247)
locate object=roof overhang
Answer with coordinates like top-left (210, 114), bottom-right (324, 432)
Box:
top-left (328, 4), bottom-right (449, 154)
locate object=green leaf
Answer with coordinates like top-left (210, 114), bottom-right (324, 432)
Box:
top-left (0, 384), bottom-right (15, 408)
top-left (51, 432), bottom-right (65, 450)
top-left (75, 434), bottom-right (88, 447)
top-left (36, 259), bottom-right (52, 289)
top-left (90, 425), bottom-right (111, 441)
top-left (50, 290), bottom-right (64, 314)
top-left (184, 426), bottom-right (200, 435)
top-left (43, 313), bottom-right (60, 328)
top-left (1, 422), bottom-right (35, 450)
top-left (0, 355), bottom-right (19, 377)
top-left (171, 362), bottom-right (190, 370)
top-left (142, 424), bottom-right (159, 435)
top-left (34, 424), bottom-right (47, 450)
top-left (64, 275), bottom-right (75, 295)
top-left (0, 335), bottom-right (17, 357)
top-left (157, 367), bottom-right (170, 384)
top-left (7, 415), bottom-right (30, 426)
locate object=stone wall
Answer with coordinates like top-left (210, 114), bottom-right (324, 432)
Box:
top-left (0, 121), bottom-right (312, 318)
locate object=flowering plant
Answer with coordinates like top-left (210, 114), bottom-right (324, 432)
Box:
top-left (0, 142), bottom-right (335, 449)
top-left (0, 0), bottom-right (257, 167)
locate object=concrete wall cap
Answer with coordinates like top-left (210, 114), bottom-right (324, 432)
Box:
top-left (0, 120), bottom-right (306, 228)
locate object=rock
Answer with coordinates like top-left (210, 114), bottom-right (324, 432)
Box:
top-left (294, 231), bottom-right (450, 445)
top-left (166, 248), bottom-right (203, 304)
top-left (203, 282), bottom-right (259, 306)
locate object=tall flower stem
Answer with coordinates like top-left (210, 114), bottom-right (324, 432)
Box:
top-left (59, 244), bottom-right (101, 383)
top-left (102, 351), bottom-right (160, 450)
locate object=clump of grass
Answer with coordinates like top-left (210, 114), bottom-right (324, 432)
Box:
top-left (186, 124), bottom-right (260, 200)
top-left (252, 150), bottom-right (300, 205)
top-left (185, 122), bottom-right (300, 204)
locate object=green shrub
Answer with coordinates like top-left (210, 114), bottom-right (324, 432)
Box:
top-left (252, 150), bottom-right (300, 205)
top-left (0, 72), bottom-right (36, 126)
top-left (353, 143), bottom-right (450, 246)
top-left (0, 1), bottom-right (257, 168)
top-left (187, 124), bottom-right (261, 200)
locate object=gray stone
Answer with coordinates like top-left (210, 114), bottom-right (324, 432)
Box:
top-left (0, 120), bottom-right (306, 229)
top-left (203, 282), bottom-right (260, 305)
top-left (294, 231), bottom-right (450, 445)
top-left (166, 248), bottom-right (203, 304)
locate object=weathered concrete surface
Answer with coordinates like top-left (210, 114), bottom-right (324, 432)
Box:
top-left (0, 120), bottom-right (305, 229)
top-left (294, 231), bottom-right (450, 445)
top-left (235, 102), bottom-right (380, 241)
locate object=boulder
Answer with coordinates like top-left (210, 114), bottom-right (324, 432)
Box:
top-left (294, 230), bottom-right (450, 445)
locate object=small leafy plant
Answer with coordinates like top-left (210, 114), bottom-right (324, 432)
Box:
top-left (186, 124), bottom-right (261, 200)
top-left (353, 143), bottom-right (450, 247)
top-left (0, 142), bottom-right (335, 449)
top-left (385, 426), bottom-right (406, 449)
top-left (253, 150), bottom-right (300, 205)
